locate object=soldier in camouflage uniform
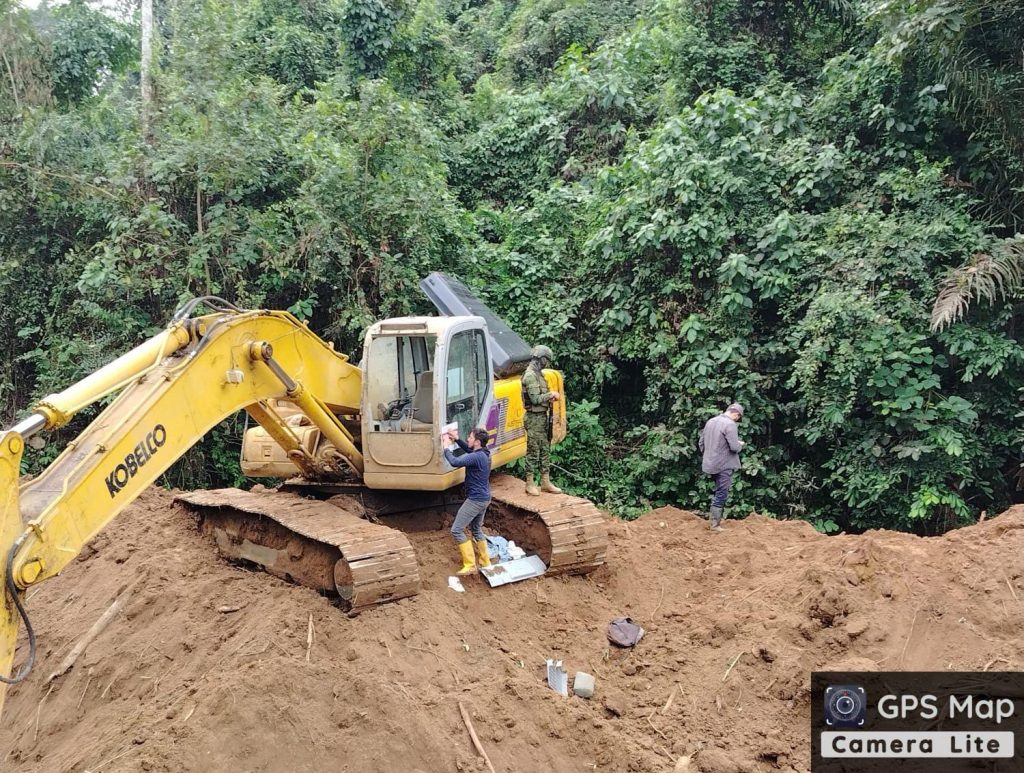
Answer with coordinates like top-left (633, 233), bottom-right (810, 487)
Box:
top-left (521, 345), bottom-right (562, 496)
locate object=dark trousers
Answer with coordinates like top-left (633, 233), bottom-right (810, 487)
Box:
top-left (710, 470), bottom-right (734, 508)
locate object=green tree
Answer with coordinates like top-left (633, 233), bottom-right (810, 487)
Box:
top-left (0, 0), bottom-right (1020, 530)
top-left (48, 0), bottom-right (136, 105)
top-left (0, 0), bottom-right (51, 118)
top-left (341, 0), bottom-right (404, 78)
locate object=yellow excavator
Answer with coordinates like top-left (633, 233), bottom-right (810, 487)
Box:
top-left (0, 273), bottom-right (607, 714)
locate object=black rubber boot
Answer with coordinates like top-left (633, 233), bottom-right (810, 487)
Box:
top-left (709, 506), bottom-right (724, 532)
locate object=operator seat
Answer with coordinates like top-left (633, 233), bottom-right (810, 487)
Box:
top-left (408, 371), bottom-right (433, 431)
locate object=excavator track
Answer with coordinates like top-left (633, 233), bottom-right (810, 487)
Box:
top-left (278, 476), bottom-right (609, 575)
top-left (176, 475), bottom-right (606, 611)
top-left (175, 489), bottom-right (420, 614)
top-left (486, 474), bottom-right (609, 575)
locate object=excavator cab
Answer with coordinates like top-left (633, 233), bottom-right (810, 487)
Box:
top-left (238, 314), bottom-right (499, 490)
top-left (241, 272), bottom-right (542, 491)
top-left (360, 315), bottom-right (494, 490)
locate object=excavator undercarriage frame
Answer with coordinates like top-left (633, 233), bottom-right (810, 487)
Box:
top-left (174, 473), bottom-right (608, 614)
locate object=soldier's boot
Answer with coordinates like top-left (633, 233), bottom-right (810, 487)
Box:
top-left (525, 475), bottom-right (541, 496)
top-left (456, 540), bottom-right (478, 575)
top-left (709, 506), bottom-right (724, 532)
top-left (474, 539), bottom-right (492, 568)
top-left (540, 473), bottom-right (562, 495)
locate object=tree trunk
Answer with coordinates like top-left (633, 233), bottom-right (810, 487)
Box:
top-left (140, 0), bottom-right (154, 143)
top-left (1, 48), bottom-right (21, 112)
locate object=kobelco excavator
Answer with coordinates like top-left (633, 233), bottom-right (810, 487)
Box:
top-left (0, 273), bottom-right (607, 714)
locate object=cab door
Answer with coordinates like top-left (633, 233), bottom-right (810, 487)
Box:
top-left (437, 321), bottom-right (493, 440)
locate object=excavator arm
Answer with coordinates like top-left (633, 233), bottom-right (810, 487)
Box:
top-left (0, 303), bottom-right (364, 713)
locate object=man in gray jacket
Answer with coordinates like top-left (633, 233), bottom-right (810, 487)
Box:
top-left (699, 403), bottom-right (746, 532)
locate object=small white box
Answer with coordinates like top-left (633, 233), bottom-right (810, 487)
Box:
top-left (573, 672), bottom-right (595, 699)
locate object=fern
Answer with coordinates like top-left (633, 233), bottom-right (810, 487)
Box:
top-left (930, 238), bottom-right (1024, 330)
top-left (870, 0), bottom-right (1024, 224)
top-left (944, 47), bottom-right (1024, 159)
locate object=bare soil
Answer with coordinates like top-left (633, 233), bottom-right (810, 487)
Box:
top-left (1, 490), bottom-right (1021, 773)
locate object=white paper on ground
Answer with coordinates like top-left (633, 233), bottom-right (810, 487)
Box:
top-left (479, 555), bottom-right (546, 587)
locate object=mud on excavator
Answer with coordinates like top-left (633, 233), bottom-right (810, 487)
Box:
top-left (0, 273), bottom-right (607, 713)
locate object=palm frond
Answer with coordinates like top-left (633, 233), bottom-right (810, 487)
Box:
top-left (931, 238), bottom-right (1024, 331)
top-left (816, 0), bottom-right (858, 23)
top-left (870, 0), bottom-right (1024, 156)
top-left (944, 47), bottom-right (1024, 158)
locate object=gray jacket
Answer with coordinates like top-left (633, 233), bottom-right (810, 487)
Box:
top-left (699, 413), bottom-right (742, 474)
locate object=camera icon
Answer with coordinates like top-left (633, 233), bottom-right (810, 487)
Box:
top-left (824, 685), bottom-right (867, 727)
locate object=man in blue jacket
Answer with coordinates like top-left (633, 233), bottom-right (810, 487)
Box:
top-left (442, 426), bottom-right (493, 574)
top-left (699, 403), bottom-right (746, 532)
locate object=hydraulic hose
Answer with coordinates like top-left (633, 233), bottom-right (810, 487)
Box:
top-left (171, 295), bottom-right (242, 323)
top-left (0, 539), bottom-right (36, 684)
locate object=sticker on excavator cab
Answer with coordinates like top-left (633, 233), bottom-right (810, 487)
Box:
top-left (104, 424), bottom-right (167, 497)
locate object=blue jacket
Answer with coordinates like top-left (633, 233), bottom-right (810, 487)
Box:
top-left (444, 439), bottom-right (492, 501)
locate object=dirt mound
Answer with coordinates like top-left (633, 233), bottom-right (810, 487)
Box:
top-left (1, 494), bottom-right (1021, 772)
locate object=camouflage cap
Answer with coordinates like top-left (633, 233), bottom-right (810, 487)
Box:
top-left (531, 344), bottom-right (554, 360)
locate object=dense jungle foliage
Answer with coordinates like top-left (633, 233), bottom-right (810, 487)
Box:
top-left (1, 0), bottom-right (1022, 531)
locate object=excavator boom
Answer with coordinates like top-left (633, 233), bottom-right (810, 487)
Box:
top-left (0, 307), bottom-right (364, 713)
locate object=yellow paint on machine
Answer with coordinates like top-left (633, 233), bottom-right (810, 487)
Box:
top-left (0, 304), bottom-right (580, 715)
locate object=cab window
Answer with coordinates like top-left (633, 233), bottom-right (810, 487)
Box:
top-left (446, 329), bottom-right (489, 438)
top-left (367, 334), bottom-right (436, 431)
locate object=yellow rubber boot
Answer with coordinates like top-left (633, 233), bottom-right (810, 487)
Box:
top-left (456, 540), bottom-right (477, 575)
top-left (474, 539), bottom-right (492, 568)
top-left (540, 473), bottom-right (562, 494)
